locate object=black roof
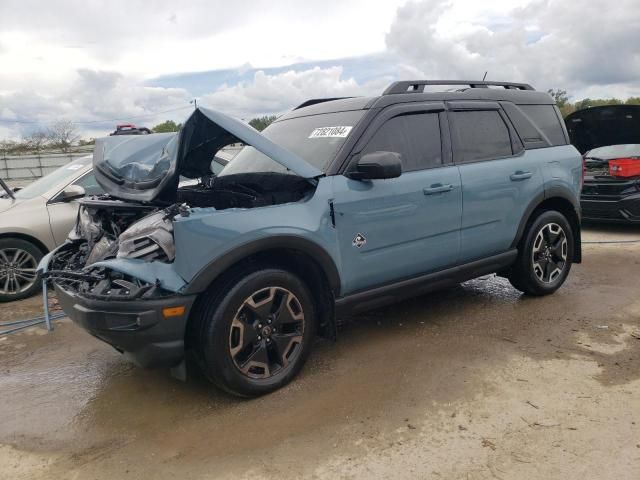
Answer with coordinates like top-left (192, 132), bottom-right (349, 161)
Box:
top-left (280, 79), bottom-right (553, 121)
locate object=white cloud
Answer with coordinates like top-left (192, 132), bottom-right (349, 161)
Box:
top-left (385, 0), bottom-right (640, 99)
top-left (1, 0), bottom-right (639, 141)
top-left (0, 0), bottom-right (409, 78)
top-left (201, 66), bottom-right (385, 118)
top-left (0, 69), bottom-right (191, 139)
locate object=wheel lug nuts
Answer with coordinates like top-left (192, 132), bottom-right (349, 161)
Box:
top-left (258, 323), bottom-right (263, 329)
top-left (267, 319), bottom-right (272, 324)
top-left (266, 339), bottom-right (270, 343)
top-left (257, 335), bottom-right (262, 340)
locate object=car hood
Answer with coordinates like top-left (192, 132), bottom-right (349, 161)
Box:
top-left (565, 105), bottom-right (640, 154)
top-left (93, 106), bottom-right (323, 202)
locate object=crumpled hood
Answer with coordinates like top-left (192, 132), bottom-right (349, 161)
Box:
top-left (565, 105), bottom-right (640, 154)
top-left (93, 106), bottom-right (322, 202)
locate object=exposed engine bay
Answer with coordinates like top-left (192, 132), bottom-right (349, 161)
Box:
top-left (46, 172), bottom-right (315, 299)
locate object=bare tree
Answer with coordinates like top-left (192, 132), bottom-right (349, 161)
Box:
top-left (22, 130), bottom-right (49, 152)
top-left (47, 120), bottom-right (79, 152)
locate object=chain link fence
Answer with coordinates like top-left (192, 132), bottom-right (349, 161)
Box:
top-left (0, 149), bottom-right (93, 187)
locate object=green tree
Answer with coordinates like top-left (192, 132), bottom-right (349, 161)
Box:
top-left (249, 115), bottom-right (277, 132)
top-left (547, 88), bottom-right (575, 117)
top-left (547, 88), bottom-right (569, 108)
top-left (152, 120), bottom-right (181, 133)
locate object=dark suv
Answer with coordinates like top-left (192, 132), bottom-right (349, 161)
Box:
top-left (566, 105), bottom-right (640, 223)
top-left (41, 80), bottom-right (582, 397)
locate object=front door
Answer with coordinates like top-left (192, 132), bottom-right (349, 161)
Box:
top-left (331, 108), bottom-right (462, 296)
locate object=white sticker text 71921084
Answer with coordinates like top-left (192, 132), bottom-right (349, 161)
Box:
top-left (308, 126), bottom-right (353, 139)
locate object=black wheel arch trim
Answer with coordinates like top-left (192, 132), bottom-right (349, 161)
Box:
top-left (510, 186), bottom-right (582, 263)
top-left (181, 235), bottom-right (341, 296)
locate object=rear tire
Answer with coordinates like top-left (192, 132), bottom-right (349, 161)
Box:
top-left (508, 210), bottom-right (574, 296)
top-left (0, 238), bottom-right (44, 302)
top-left (196, 268), bottom-right (317, 397)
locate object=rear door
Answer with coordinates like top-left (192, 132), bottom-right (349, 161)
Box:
top-left (331, 103), bottom-right (462, 295)
top-left (448, 102), bottom-right (544, 262)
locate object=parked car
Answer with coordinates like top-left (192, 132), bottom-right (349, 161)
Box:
top-left (41, 80), bottom-right (582, 397)
top-left (0, 157), bottom-right (102, 301)
top-left (109, 124), bottom-right (152, 136)
top-left (565, 105), bottom-right (640, 223)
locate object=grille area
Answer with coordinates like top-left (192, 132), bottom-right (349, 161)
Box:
top-left (128, 237), bottom-right (169, 261)
top-left (582, 179), bottom-right (639, 199)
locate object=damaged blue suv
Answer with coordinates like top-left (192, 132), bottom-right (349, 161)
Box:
top-left (40, 80), bottom-right (582, 397)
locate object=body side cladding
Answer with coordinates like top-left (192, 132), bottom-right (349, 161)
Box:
top-left (510, 188), bottom-right (582, 263)
top-left (335, 250), bottom-right (517, 315)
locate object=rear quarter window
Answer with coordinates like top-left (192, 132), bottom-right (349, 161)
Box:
top-left (518, 105), bottom-right (567, 146)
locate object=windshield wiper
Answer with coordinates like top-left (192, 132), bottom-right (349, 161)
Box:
top-left (0, 177), bottom-right (15, 199)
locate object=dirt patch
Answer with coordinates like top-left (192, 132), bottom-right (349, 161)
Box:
top-left (1, 225), bottom-right (639, 479)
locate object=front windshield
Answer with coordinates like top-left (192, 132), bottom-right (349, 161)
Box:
top-left (13, 158), bottom-right (91, 200)
top-left (220, 110), bottom-right (364, 176)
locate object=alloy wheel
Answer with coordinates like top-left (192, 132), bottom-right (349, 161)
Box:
top-left (0, 248), bottom-right (38, 296)
top-left (531, 223), bottom-right (568, 283)
top-left (228, 286), bottom-right (305, 379)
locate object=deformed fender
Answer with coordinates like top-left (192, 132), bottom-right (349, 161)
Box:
top-left (181, 234), bottom-right (341, 296)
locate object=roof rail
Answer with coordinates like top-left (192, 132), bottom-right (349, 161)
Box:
top-left (383, 80), bottom-right (535, 95)
top-left (294, 97), bottom-right (354, 110)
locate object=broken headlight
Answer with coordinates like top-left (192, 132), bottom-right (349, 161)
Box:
top-left (117, 211), bottom-right (175, 262)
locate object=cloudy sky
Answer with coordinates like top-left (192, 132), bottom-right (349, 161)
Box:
top-left (0, 0), bottom-right (638, 139)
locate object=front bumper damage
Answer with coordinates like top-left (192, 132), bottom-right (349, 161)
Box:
top-left (40, 242), bottom-right (195, 368)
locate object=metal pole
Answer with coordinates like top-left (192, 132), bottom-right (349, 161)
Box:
top-left (43, 278), bottom-right (52, 331)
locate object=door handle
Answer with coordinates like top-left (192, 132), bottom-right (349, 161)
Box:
top-left (510, 171), bottom-right (532, 181)
top-left (423, 184), bottom-right (454, 195)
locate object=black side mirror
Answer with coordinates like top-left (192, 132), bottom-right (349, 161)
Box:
top-left (348, 151), bottom-right (402, 180)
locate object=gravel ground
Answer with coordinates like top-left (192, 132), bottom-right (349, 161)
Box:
top-left (1, 224), bottom-right (639, 479)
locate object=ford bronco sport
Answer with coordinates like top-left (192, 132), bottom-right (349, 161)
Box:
top-left (40, 80), bottom-right (582, 397)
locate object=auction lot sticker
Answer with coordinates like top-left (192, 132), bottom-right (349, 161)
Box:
top-left (308, 126), bottom-right (353, 138)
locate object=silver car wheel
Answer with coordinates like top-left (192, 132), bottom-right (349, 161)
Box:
top-left (531, 223), bottom-right (568, 284)
top-left (0, 248), bottom-right (39, 295)
top-left (228, 286), bottom-right (305, 380)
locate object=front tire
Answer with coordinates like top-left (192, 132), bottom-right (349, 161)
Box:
top-left (196, 268), bottom-right (317, 397)
top-left (0, 238), bottom-right (44, 302)
top-left (508, 210), bottom-right (574, 296)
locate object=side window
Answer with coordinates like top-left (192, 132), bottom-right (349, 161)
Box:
top-left (451, 110), bottom-right (513, 163)
top-left (361, 113), bottom-right (442, 172)
top-left (518, 105), bottom-right (567, 146)
top-left (73, 172), bottom-right (104, 196)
